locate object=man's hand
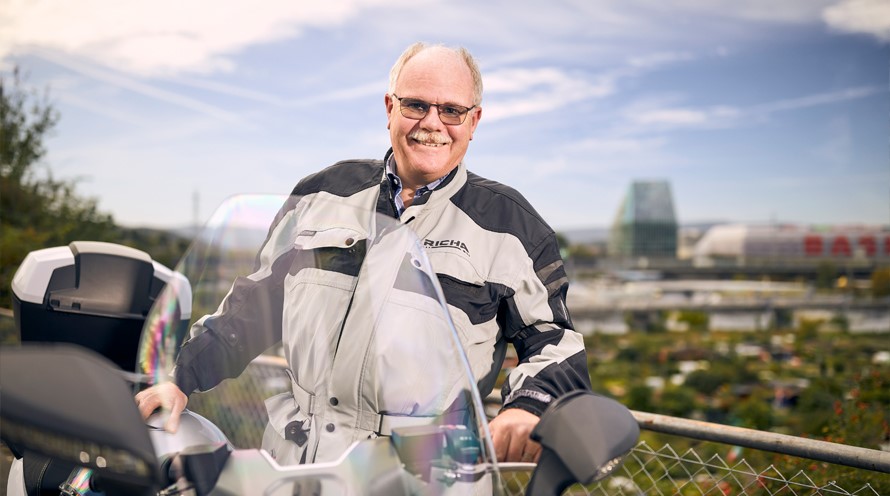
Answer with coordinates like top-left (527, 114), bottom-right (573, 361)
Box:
top-left (134, 382), bottom-right (188, 433)
top-left (488, 408), bottom-right (541, 462)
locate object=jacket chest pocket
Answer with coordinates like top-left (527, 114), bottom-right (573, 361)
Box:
top-left (426, 251), bottom-right (501, 346)
top-left (293, 227), bottom-right (367, 273)
top-left (425, 250), bottom-right (486, 287)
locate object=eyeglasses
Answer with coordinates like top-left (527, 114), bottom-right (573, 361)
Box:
top-left (392, 94), bottom-right (477, 125)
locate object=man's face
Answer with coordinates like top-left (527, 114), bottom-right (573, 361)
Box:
top-left (385, 48), bottom-right (481, 189)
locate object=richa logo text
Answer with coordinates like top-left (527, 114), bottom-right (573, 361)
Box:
top-left (424, 239), bottom-right (470, 256)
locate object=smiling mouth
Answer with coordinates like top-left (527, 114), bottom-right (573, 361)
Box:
top-left (412, 138), bottom-right (447, 147)
top-left (409, 131), bottom-right (451, 148)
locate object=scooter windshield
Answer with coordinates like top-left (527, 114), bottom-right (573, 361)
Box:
top-left (136, 193), bottom-right (502, 493)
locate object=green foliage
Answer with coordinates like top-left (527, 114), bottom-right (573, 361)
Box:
top-left (588, 329), bottom-right (889, 492)
top-left (625, 384), bottom-right (654, 412)
top-left (815, 261), bottom-right (837, 290)
top-left (781, 370), bottom-right (890, 492)
top-left (0, 313), bottom-right (15, 345)
top-left (116, 228), bottom-right (191, 277)
top-left (566, 243), bottom-right (599, 262)
top-left (731, 390), bottom-right (774, 430)
top-left (553, 231), bottom-right (569, 251)
top-left (684, 367), bottom-right (729, 396)
top-left (792, 378), bottom-right (841, 435)
top-left (0, 67), bottom-right (190, 329)
top-left (675, 310), bottom-right (708, 332)
top-left (829, 313), bottom-right (849, 332)
top-left (2, 67), bottom-right (118, 306)
top-left (871, 266), bottom-right (890, 297)
top-left (1, 67), bottom-right (58, 184)
top-left (657, 385), bottom-right (697, 417)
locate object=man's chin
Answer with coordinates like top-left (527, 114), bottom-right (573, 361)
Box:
top-left (405, 147), bottom-right (450, 165)
top-left (403, 156), bottom-right (455, 178)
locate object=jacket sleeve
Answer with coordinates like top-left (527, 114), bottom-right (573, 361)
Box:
top-left (174, 198), bottom-right (304, 394)
top-left (499, 232), bottom-right (591, 417)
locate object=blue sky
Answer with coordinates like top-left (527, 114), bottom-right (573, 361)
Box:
top-left (2, 0), bottom-right (888, 231)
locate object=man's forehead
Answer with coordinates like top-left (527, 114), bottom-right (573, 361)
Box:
top-left (396, 48), bottom-right (474, 99)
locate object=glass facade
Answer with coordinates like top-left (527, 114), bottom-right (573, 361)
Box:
top-left (609, 181), bottom-right (678, 258)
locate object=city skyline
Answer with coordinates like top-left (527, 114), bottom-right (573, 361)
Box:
top-left (2, 1), bottom-right (888, 230)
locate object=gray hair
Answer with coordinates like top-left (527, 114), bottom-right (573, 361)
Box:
top-left (388, 42), bottom-right (483, 106)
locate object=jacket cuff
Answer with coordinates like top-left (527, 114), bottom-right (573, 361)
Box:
top-left (173, 365), bottom-right (198, 395)
top-left (501, 389), bottom-right (553, 417)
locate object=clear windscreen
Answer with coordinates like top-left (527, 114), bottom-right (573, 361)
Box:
top-left (135, 193), bottom-right (501, 490)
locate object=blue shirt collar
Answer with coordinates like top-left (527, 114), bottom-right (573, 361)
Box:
top-left (385, 154), bottom-right (448, 216)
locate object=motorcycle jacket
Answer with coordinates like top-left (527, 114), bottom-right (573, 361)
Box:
top-left (173, 149), bottom-right (591, 463)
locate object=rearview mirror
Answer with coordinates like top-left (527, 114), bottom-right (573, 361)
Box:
top-left (0, 345), bottom-right (162, 495)
top-left (526, 390), bottom-right (640, 496)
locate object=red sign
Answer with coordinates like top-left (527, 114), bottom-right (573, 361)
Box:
top-left (804, 236), bottom-right (822, 255)
top-left (803, 235), bottom-right (890, 257)
top-left (831, 236), bottom-right (852, 256)
top-left (859, 236), bottom-right (877, 256)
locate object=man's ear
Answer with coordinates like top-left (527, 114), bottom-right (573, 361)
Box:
top-left (384, 93), bottom-right (394, 130)
top-left (468, 106), bottom-right (482, 137)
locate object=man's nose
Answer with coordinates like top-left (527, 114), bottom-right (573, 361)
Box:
top-left (418, 105), bottom-right (446, 128)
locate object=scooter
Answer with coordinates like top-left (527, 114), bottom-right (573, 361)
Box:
top-left (2, 194), bottom-right (639, 495)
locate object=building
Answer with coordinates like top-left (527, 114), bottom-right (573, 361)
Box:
top-left (693, 224), bottom-right (890, 264)
top-left (608, 181), bottom-right (678, 258)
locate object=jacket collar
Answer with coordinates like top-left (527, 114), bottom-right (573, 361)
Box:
top-left (380, 148), bottom-right (468, 217)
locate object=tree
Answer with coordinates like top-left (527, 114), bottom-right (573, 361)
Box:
top-left (626, 384), bottom-right (654, 412)
top-left (685, 368), bottom-right (727, 396)
top-left (658, 385), bottom-right (697, 417)
top-left (1, 67), bottom-right (118, 307)
top-left (815, 261), bottom-right (837, 290)
top-left (1, 67), bottom-right (193, 348)
top-left (732, 391), bottom-right (774, 431)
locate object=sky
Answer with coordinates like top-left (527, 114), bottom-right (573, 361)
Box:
top-left (2, 0), bottom-right (889, 231)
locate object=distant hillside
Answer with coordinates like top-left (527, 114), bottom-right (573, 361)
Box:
top-left (557, 221), bottom-right (728, 246)
top-left (157, 221), bottom-right (730, 250)
top-left (559, 227), bottom-right (610, 245)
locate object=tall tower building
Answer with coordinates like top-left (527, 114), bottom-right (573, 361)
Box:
top-left (609, 180), bottom-right (678, 258)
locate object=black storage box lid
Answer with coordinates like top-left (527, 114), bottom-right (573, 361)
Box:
top-left (11, 241), bottom-right (191, 372)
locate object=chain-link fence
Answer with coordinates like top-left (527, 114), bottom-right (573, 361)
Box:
top-left (186, 354), bottom-right (291, 449)
top-left (501, 441), bottom-right (887, 495)
top-left (186, 356), bottom-right (890, 495)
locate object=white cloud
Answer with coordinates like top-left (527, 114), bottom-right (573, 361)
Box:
top-left (32, 48), bottom-right (242, 123)
top-left (638, 0), bottom-right (833, 23)
top-left (627, 51), bottom-right (696, 68)
top-left (622, 95), bottom-right (740, 130)
top-left (822, 0), bottom-right (890, 42)
top-left (568, 136), bottom-right (670, 154)
top-left (747, 85), bottom-right (886, 115)
top-left (479, 49), bottom-right (705, 123)
top-left (633, 108), bottom-right (710, 126)
top-left (622, 85), bottom-right (884, 132)
top-left (0, 0), bottom-right (409, 77)
top-left (482, 67), bottom-right (615, 122)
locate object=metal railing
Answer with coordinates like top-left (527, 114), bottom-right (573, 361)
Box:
top-left (632, 410), bottom-right (890, 473)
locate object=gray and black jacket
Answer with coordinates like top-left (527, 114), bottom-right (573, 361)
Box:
top-left (173, 150), bottom-right (591, 462)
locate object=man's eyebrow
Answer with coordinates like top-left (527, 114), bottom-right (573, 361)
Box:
top-left (402, 96), bottom-right (471, 108)
top-left (439, 99), bottom-right (472, 108)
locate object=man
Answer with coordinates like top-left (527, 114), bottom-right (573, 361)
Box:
top-left (136, 42), bottom-right (591, 464)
